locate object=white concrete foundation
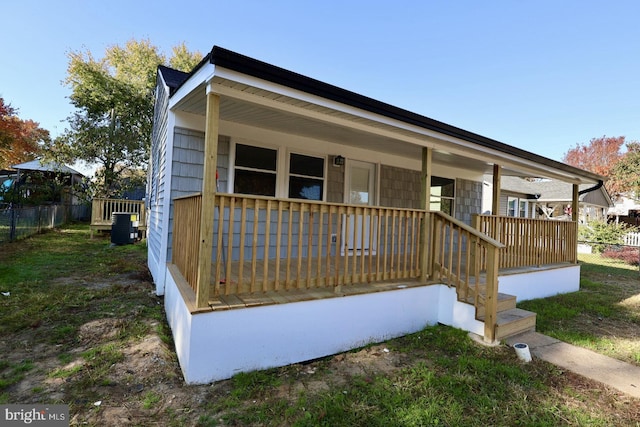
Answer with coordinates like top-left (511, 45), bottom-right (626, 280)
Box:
top-left (498, 265), bottom-right (580, 302)
top-left (164, 264), bottom-right (581, 384)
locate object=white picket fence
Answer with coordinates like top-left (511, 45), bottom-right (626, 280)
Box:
top-left (624, 232), bottom-right (640, 247)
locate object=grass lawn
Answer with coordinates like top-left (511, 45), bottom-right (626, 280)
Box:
top-left (1, 225), bottom-right (639, 426)
top-left (519, 255), bottom-right (640, 366)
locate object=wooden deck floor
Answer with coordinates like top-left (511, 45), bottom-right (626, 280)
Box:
top-left (206, 278), bottom-right (430, 311)
top-left (203, 256), bottom-right (573, 312)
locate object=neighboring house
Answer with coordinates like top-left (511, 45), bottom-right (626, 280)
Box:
top-left (148, 46), bottom-right (605, 384)
top-left (8, 159), bottom-right (84, 206)
top-left (609, 193), bottom-right (640, 227)
top-left (483, 176), bottom-right (612, 223)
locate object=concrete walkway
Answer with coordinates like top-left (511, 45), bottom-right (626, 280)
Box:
top-left (505, 331), bottom-right (640, 399)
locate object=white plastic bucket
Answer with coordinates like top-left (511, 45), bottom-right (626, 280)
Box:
top-left (513, 343), bottom-right (532, 362)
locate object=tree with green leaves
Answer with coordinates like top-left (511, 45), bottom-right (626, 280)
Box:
top-left (47, 39), bottom-right (201, 197)
top-left (609, 142), bottom-right (640, 202)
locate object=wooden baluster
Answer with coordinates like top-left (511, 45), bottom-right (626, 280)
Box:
top-left (263, 200), bottom-right (271, 292)
top-left (275, 201), bottom-right (283, 291)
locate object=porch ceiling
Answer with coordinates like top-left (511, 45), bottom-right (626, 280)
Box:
top-left (171, 79), bottom-right (588, 182)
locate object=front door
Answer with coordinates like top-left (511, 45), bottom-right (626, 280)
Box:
top-left (342, 160), bottom-right (377, 255)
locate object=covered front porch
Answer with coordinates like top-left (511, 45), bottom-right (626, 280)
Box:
top-left (170, 192), bottom-right (580, 340)
top-left (149, 49), bottom-right (604, 383)
top-left (166, 191), bottom-right (581, 383)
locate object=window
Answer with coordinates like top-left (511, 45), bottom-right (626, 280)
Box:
top-left (507, 196), bottom-right (529, 218)
top-left (232, 144), bottom-right (326, 200)
top-left (288, 153), bottom-right (325, 200)
top-left (234, 144), bottom-right (277, 196)
top-left (430, 176), bottom-right (455, 215)
top-left (519, 200), bottom-right (528, 218)
top-left (507, 197), bottom-right (517, 216)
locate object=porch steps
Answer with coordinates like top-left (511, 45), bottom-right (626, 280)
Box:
top-left (466, 289), bottom-right (537, 341)
top-left (481, 308), bottom-right (537, 341)
top-left (472, 292), bottom-right (517, 318)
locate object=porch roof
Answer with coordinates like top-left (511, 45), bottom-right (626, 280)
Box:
top-left (162, 46), bottom-right (605, 186)
top-left (500, 176), bottom-right (613, 207)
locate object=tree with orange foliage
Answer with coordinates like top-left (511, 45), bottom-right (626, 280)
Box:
top-left (562, 136), bottom-right (626, 195)
top-left (0, 97), bottom-right (49, 169)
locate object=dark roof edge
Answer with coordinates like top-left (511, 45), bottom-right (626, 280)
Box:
top-left (157, 65), bottom-right (193, 95)
top-left (188, 46), bottom-right (604, 182)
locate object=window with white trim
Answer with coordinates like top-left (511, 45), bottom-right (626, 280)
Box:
top-left (519, 199), bottom-right (528, 217)
top-left (232, 143), bottom-right (327, 200)
top-left (507, 196), bottom-right (529, 218)
top-left (288, 152), bottom-right (325, 200)
top-left (430, 176), bottom-right (455, 215)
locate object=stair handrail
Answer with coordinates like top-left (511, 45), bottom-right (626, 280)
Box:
top-left (432, 211), bottom-right (504, 247)
top-left (431, 211), bottom-right (505, 343)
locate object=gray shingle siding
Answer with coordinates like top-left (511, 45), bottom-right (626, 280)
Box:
top-left (455, 178), bottom-right (483, 225)
top-left (216, 135), bottom-right (230, 193)
top-left (380, 165), bottom-right (421, 209)
top-left (166, 129), bottom-right (230, 262)
top-left (147, 80), bottom-right (169, 265)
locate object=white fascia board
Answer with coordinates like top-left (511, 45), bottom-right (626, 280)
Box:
top-left (206, 67), bottom-right (588, 184)
top-left (157, 71), bottom-right (169, 90)
top-left (168, 63), bottom-right (216, 110)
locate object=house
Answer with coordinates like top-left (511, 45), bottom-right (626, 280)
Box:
top-left (609, 192), bottom-right (640, 227)
top-left (8, 159), bottom-right (84, 206)
top-left (147, 46), bottom-right (605, 384)
top-left (482, 176), bottom-right (612, 223)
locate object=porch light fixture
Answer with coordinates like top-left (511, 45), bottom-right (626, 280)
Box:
top-left (333, 155), bottom-right (345, 166)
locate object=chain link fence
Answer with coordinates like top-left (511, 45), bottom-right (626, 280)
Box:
top-left (0, 204), bottom-right (90, 244)
top-left (578, 240), bottom-right (640, 273)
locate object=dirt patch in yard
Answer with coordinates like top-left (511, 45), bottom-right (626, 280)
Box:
top-left (4, 273), bottom-right (640, 426)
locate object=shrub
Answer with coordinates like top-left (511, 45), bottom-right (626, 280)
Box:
top-left (602, 245), bottom-right (640, 266)
top-left (579, 221), bottom-right (638, 253)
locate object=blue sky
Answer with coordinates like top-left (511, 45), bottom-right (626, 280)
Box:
top-left (2, 0), bottom-right (639, 166)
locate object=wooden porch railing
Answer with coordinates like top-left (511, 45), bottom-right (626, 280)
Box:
top-left (172, 193), bottom-right (424, 292)
top-left (90, 198), bottom-right (146, 238)
top-left (473, 215), bottom-right (578, 269)
top-left (172, 194), bottom-right (202, 293)
top-left (430, 211), bottom-right (505, 342)
top-left (213, 194), bottom-right (425, 295)
top-left (171, 194), bottom-right (507, 342)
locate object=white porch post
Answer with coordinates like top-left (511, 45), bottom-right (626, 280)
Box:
top-left (420, 147), bottom-right (432, 282)
top-left (492, 164), bottom-right (501, 216)
top-left (196, 93), bottom-right (220, 308)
